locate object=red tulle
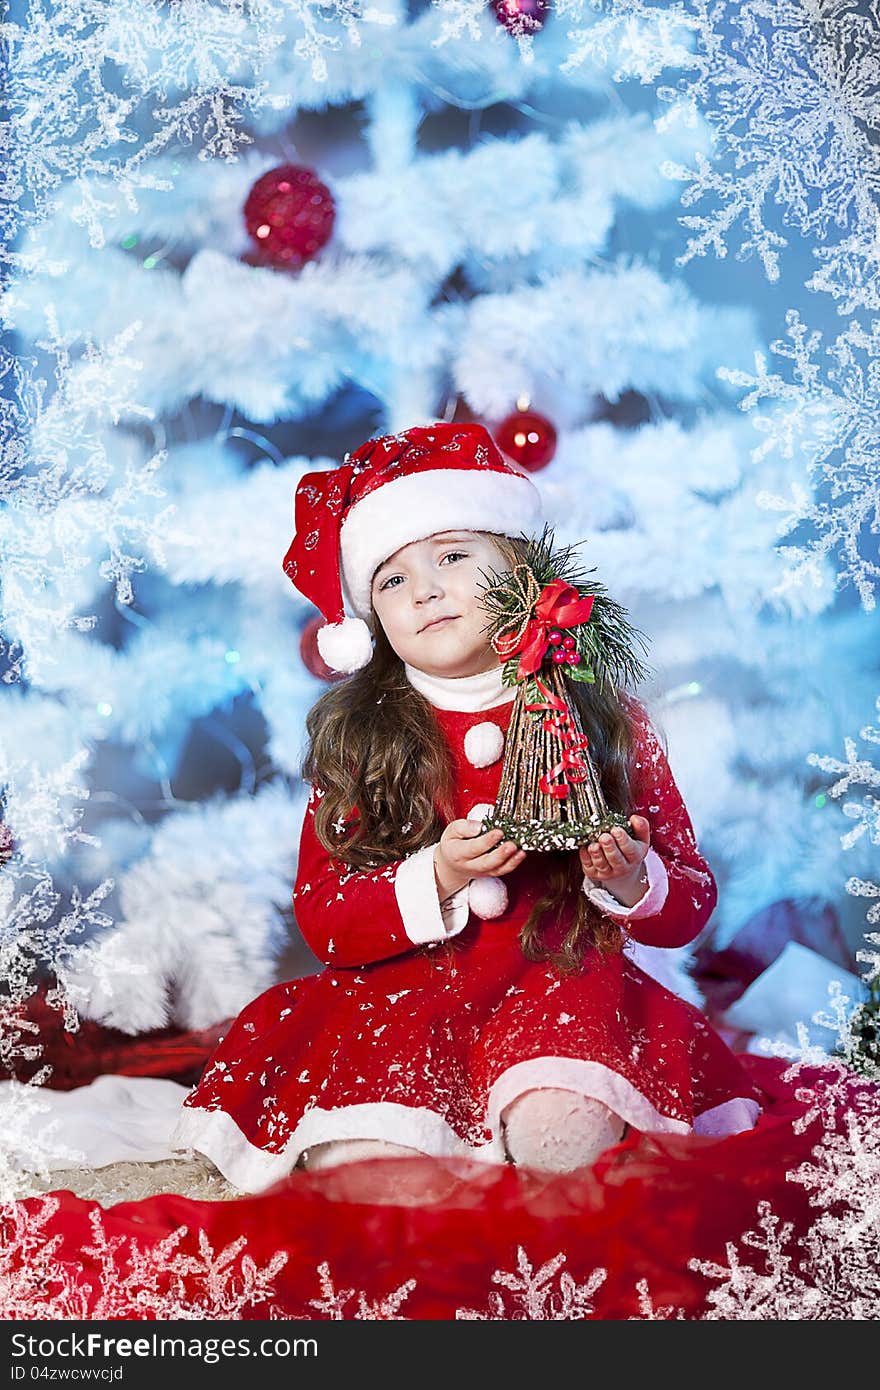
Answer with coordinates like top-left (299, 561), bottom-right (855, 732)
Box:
top-left (4, 1056), bottom-right (872, 1321)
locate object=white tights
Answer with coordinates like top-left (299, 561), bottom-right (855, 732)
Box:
top-left (501, 1088), bottom-right (627, 1172)
top-left (300, 1089), bottom-right (626, 1174)
top-left (300, 1138), bottom-right (421, 1170)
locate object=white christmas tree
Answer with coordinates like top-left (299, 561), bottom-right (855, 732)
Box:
top-left (1, 0), bottom-right (877, 1069)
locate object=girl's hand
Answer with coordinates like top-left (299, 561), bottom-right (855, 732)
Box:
top-left (434, 820), bottom-right (526, 899)
top-left (579, 816), bottom-right (651, 901)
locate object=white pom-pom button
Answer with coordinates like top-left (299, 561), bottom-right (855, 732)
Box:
top-left (468, 876), bottom-right (508, 920)
top-left (463, 721), bottom-right (505, 768)
top-left (467, 802), bottom-right (495, 823)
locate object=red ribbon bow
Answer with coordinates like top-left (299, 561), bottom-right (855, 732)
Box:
top-left (493, 578), bottom-right (595, 681)
top-left (525, 676), bottom-right (591, 800)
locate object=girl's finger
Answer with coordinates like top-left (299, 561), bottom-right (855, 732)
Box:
top-left (476, 826), bottom-right (505, 844)
top-left (460, 827), bottom-right (504, 853)
top-left (628, 815), bottom-right (651, 845)
top-left (495, 849), bottom-right (527, 875)
top-left (597, 835), bottom-right (628, 873)
top-left (602, 850), bottom-right (628, 874)
top-left (610, 826), bottom-right (639, 866)
top-left (473, 840), bottom-right (522, 869)
top-left (585, 866), bottom-right (611, 882)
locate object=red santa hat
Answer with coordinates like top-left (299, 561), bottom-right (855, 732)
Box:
top-left (282, 422), bottom-right (544, 674)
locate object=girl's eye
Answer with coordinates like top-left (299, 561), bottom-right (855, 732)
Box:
top-left (378, 551), bottom-right (467, 591)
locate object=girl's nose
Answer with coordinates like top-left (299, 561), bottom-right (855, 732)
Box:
top-left (413, 572), bottom-right (443, 603)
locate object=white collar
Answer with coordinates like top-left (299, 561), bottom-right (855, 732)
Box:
top-left (404, 661), bottom-right (516, 712)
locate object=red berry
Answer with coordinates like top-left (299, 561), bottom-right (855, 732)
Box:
top-left (551, 648), bottom-right (568, 664)
top-left (565, 651), bottom-right (580, 665)
top-left (548, 629), bottom-right (563, 645)
top-left (561, 635), bottom-right (576, 650)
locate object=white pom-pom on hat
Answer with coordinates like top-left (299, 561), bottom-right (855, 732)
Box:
top-left (468, 876), bottom-right (508, 920)
top-left (463, 721), bottom-right (505, 768)
top-left (316, 617), bottom-right (374, 674)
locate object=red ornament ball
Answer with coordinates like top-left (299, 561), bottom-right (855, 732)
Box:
top-left (300, 615), bottom-right (346, 683)
top-left (492, 0), bottom-right (551, 37)
top-left (494, 409), bottom-right (557, 472)
top-left (561, 634), bottom-right (576, 650)
top-left (243, 164), bottom-right (335, 269)
top-left (547, 628), bottom-right (563, 645)
top-left (551, 648), bottom-right (568, 664)
top-left (565, 650), bottom-right (581, 665)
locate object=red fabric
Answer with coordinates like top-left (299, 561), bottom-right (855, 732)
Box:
top-left (3, 1056), bottom-right (874, 1320)
top-left (178, 699), bottom-right (761, 1177)
top-left (1, 980), bottom-right (227, 1092)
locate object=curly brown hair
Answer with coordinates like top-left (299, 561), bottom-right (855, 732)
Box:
top-left (301, 532), bottom-right (639, 971)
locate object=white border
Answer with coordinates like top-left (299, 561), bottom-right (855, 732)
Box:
top-left (394, 842), bottom-right (470, 943)
top-left (169, 1054), bottom-right (761, 1193)
top-left (340, 468), bottom-right (544, 616)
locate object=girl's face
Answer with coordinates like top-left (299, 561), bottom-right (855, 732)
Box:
top-left (370, 530), bottom-right (507, 678)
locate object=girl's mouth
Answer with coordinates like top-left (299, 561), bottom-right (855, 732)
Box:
top-left (421, 616), bottom-right (457, 632)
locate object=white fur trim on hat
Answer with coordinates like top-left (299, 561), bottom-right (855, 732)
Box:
top-left (339, 468), bottom-right (544, 618)
top-left (463, 721), bottom-right (505, 768)
top-left (316, 617), bottom-right (373, 674)
top-left (468, 875), bottom-right (508, 920)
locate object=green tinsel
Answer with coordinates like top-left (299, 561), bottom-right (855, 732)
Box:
top-left (479, 809), bottom-right (633, 852)
top-left (834, 974), bottom-right (880, 1078)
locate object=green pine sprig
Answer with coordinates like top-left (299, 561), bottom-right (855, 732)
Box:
top-left (475, 523), bottom-right (652, 694)
top-left (834, 975), bottom-right (880, 1078)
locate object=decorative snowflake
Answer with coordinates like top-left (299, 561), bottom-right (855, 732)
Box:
top-left (687, 1052), bottom-right (880, 1319)
top-left (690, 1200), bottom-right (825, 1319)
top-left (0, 1195), bottom-right (289, 1319)
top-left (0, 867), bottom-right (114, 1175)
top-left (725, 313), bottom-right (880, 611)
top-left (808, 698), bottom-right (880, 922)
top-left (578, 1), bottom-right (880, 283)
top-left (630, 1279), bottom-right (687, 1320)
top-left (455, 1246), bottom-right (607, 1319)
top-left (578, 2), bottom-right (880, 610)
top-left (308, 1260), bottom-right (417, 1319)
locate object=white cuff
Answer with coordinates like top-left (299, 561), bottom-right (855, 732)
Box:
top-left (582, 847), bottom-right (669, 921)
top-left (440, 882), bottom-right (472, 933)
top-left (394, 843), bottom-right (471, 945)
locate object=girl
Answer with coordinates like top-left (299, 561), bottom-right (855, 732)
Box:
top-left (169, 422), bottom-right (762, 1191)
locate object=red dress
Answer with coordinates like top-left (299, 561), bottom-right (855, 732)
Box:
top-left (170, 692), bottom-right (762, 1192)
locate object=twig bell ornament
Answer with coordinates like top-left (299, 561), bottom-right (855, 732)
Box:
top-left (281, 422), bottom-right (543, 674)
top-left (475, 525), bottom-right (652, 850)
